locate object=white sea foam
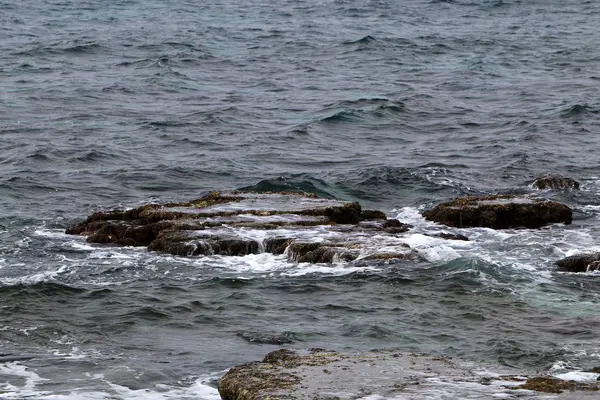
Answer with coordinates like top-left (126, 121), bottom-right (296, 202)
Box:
top-left (348, 375), bottom-right (540, 400)
top-left (550, 360), bottom-right (574, 373)
top-left (0, 362), bottom-right (48, 399)
top-left (0, 362), bottom-right (222, 400)
top-left (356, 395), bottom-right (386, 400)
top-left (554, 371), bottom-right (600, 382)
top-left (14, 236), bottom-right (32, 248)
top-left (197, 252), bottom-right (290, 274)
top-left (282, 263), bottom-right (380, 277)
top-left (105, 377), bottom-right (221, 400)
top-left (581, 205), bottom-right (600, 211)
top-left (193, 250), bottom-right (382, 277)
top-left (88, 250), bottom-right (141, 260)
top-left (33, 228), bottom-right (72, 239)
top-left (400, 233), bottom-right (465, 263)
top-left (69, 241), bottom-right (96, 251)
top-left (0, 265), bottom-right (69, 286)
top-left (392, 206), bottom-right (430, 228)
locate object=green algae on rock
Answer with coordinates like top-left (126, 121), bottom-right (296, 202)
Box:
top-left (422, 195), bottom-right (572, 229)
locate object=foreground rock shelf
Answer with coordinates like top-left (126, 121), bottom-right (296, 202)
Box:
top-left (66, 191), bottom-right (417, 263)
top-left (219, 349), bottom-right (600, 400)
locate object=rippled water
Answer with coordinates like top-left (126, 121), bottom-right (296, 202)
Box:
top-left (2, 0), bottom-right (600, 398)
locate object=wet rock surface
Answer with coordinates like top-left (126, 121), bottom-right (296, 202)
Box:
top-left (218, 349), bottom-right (600, 400)
top-left (556, 253), bottom-right (600, 273)
top-left (532, 174), bottom-right (580, 190)
top-left (423, 195), bottom-right (572, 229)
top-left (426, 232), bottom-right (470, 241)
top-left (66, 192), bottom-right (420, 263)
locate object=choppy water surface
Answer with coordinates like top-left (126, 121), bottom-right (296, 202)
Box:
top-left (2, 0), bottom-right (600, 398)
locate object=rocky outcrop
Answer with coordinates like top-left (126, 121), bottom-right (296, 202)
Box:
top-left (556, 253), bottom-right (600, 273)
top-left (218, 349), bottom-right (600, 400)
top-left (423, 195), bottom-right (572, 229)
top-left (66, 191), bottom-right (420, 263)
top-left (533, 174), bottom-right (580, 190)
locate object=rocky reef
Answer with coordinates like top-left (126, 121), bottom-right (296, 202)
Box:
top-left (67, 191), bottom-right (583, 271)
top-left (66, 191), bottom-right (416, 263)
top-left (422, 195), bottom-right (572, 229)
top-left (219, 349), bottom-right (600, 400)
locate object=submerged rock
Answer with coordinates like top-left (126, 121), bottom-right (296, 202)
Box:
top-left (0, 354), bottom-right (35, 362)
top-left (237, 331), bottom-right (295, 345)
top-left (426, 232), bottom-right (470, 241)
top-left (556, 253), bottom-right (600, 273)
top-left (422, 195), bottom-right (572, 229)
top-left (360, 209), bottom-right (387, 220)
top-left (66, 191), bottom-right (416, 263)
top-left (218, 349), bottom-right (600, 400)
top-left (532, 174), bottom-right (580, 190)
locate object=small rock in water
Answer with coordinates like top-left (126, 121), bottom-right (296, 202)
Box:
top-left (287, 241), bottom-right (359, 263)
top-left (382, 218), bottom-right (412, 234)
top-left (556, 253), bottom-right (600, 273)
top-left (532, 174), bottom-right (580, 190)
top-left (427, 232), bottom-right (470, 241)
top-left (237, 331), bottom-right (295, 345)
top-left (422, 194), bottom-right (572, 229)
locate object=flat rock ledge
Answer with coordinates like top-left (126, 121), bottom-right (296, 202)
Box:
top-left (556, 253), bottom-right (600, 273)
top-left (66, 192), bottom-right (418, 263)
top-left (423, 195), bottom-right (572, 229)
top-left (219, 349), bottom-right (600, 400)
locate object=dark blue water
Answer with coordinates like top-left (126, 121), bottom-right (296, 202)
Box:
top-left (2, 0), bottom-right (600, 398)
